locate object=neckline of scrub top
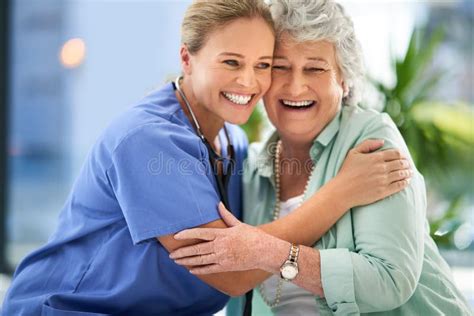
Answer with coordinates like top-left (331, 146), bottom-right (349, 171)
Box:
top-left (165, 82), bottom-right (233, 161)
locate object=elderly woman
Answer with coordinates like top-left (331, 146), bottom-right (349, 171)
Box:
top-left (170, 0), bottom-right (472, 315)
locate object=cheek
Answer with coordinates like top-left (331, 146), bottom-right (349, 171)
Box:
top-left (266, 75), bottom-right (284, 97)
top-left (202, 70), bottom-right (227, 99)
top-left (270, 72), bottom-right (285, 86)
top-left (258, 72), bottom-right (273, 93)
top-left (206, 69), bottom-right (224, 86)
top-left (323, 78), bottom-right (344, 106)
top-left (192, 68), bottom-right (212, 95)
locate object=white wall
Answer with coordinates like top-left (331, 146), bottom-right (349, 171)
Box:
top-left (66, 0), bottom-right (191, 172)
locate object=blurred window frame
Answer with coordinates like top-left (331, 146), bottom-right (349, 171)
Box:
top-left (0, 0), bottom-right (12, 274)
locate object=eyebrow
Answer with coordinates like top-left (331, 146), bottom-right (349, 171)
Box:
top-left (219, 52), bottom-right (273, 60)
top-left (308, 57), bottom-right (329, 63)
top-left (273, 56), bottom-right (329, 63)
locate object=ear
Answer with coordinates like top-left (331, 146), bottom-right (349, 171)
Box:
top-left (342, 81), bottom-right (349, 98)
top-left (336, 66), bottom-right (348, 98)
top-left (180, 44), bottom-right (193, 76)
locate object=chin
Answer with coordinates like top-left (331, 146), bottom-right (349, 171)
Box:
top-left (222, 107), bottom-right (255, 126)
top-left (279, 125), bottom-right (321, 140)
top-left (225, 114), bottom-right (252, 126)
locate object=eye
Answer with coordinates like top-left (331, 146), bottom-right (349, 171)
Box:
top-left (223, 60), bottom-right (239, 67)
top-left (272, 65), bottom-right (289, 71)
top-left (306, 67), bottom-right (326, 73)
top-left (256, 62), bottom-right (271, 70)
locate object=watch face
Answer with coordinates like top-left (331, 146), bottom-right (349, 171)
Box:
top-left (281, 263), bottom-right (298, 280)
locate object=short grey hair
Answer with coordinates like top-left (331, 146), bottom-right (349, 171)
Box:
top-left (270, 0), bottom-right (365, 106)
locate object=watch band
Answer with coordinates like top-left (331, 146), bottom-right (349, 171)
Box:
top-left (279, 243), bottom-right (301, 281)
top-left (288, 243), bottom-right (300, 263)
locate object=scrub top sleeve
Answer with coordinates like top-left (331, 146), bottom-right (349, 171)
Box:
top-left (107, 123), bottom-right (221, 244)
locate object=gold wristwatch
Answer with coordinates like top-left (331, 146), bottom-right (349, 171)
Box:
top-left (280, 243), bottom-right (300, 281)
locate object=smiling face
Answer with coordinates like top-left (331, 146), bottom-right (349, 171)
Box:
top-left (264, 33), bottom-right (346, 143)
top-left (181, 17), bottom-right (275, 125)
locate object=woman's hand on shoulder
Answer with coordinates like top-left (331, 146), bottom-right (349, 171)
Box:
top-left (334, 139), bottom-right (413, 209)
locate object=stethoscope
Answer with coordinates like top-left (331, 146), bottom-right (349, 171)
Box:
top-left (174, 76), bottom-right (235, 209)
top-left (175, 76), bottom-right (253, 316)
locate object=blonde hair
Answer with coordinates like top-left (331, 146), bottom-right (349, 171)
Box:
top-left (182, 0), bottom-right (275, 55)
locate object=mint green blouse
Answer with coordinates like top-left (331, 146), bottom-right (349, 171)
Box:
top-left (228, 105), bottom-right (472, 315)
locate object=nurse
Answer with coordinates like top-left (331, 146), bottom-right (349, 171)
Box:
top-left (2, 0), bottom-right (411, 315)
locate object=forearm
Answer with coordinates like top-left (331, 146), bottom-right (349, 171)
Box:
top-left (214, 236), bottom-right (325, 297)
top-left (200, 270), bottom-right (270, 297)
top-left (177, 228), bottom-right (324, 297)
top-left (258, 238), bottom-right (325, 297)
top-left (198, 233), bottom-right (291, 296)
top-left (257, 177), bottom-right (348, 246)
top-left (170, 180), bottom-right (347, 295)
top-left (172, 135), bottom-right (414, 297)
top-left (255, 139), bottom-right (412, 247)
top-left (200, 232), bottom-right (324, 297)
top-left (167, 223), bottom-right (291, 297)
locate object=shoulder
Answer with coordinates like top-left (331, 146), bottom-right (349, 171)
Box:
top-left (340, 105), bottom-right (396, 132)
top-left (340, 105), bottom-right (399, 136)
top-left (115, 121), bottom-right (200, 155)
top-left (99, 84), bottom-right (203, 162)
top-left (339, 105), bottom-right (405, 149)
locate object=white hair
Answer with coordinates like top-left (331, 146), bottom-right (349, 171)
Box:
top-left (270, 0), bottom-right (365, 106)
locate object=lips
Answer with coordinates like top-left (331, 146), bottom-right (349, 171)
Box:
top-left (222, 92), bottom-right (254, 105)
top-left (280, 99), bottom-right (316, 109)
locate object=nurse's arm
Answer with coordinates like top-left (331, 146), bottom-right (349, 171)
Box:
top-left (259, 139), bottom-right (411, 246)
top-left (159, 145), bottom-right (411, 296)
top-left (168, 173), bottom-right (424, 306)
top-left (159, 175), bottom-right (348, 297)
top-left (158, 167), bottom-right (403, 297)
top-left (158, 219), bottom-right (274, 297)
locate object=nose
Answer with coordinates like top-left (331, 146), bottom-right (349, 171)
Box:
top-left (286, 71), bottom-right (308, 97)
top-left (236, 67), bottom-right (257, 88)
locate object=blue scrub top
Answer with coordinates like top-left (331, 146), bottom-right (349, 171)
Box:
top-left (3, 83), bottom-right (248, 316)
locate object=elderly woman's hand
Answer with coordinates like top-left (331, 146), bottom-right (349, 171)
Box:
top-left (170, 203), bottom-right (274, 274)
top-left (334, 139), bottom-right (413, 209)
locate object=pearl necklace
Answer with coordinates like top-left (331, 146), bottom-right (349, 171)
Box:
top-left (259, 139), bottom-right (315, 308)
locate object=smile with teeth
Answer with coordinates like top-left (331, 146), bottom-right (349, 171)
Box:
top-left (281, 99), bottom-right (315, 108)
top-left (222, 92), bottom-right (253, 105)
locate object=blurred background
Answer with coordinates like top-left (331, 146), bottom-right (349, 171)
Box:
top-left (0, 0), bottom-right (473, 311)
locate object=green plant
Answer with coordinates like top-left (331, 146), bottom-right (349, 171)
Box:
top-left (241, 103), bottom-right (264, 143)
top-left (372, 27), bottom-right (474, 247)
top-left (429, 194), bottom-right (465, 246)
